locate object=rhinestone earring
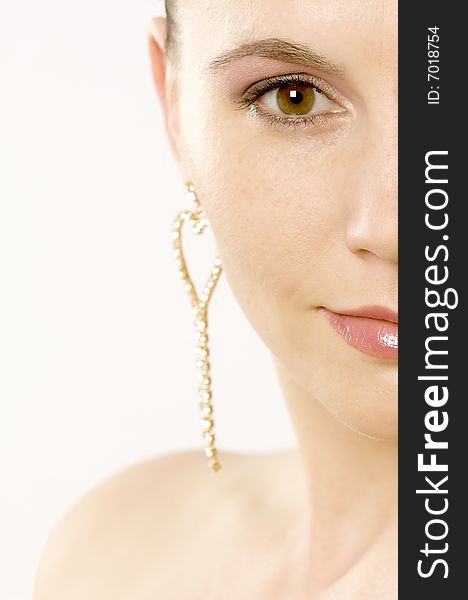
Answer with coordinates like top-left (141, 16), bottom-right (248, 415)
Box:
top-left (172, 183), bottom-right (223, 472)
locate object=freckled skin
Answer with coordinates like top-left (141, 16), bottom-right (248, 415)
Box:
top-left (33, 2), bottom-right (398, 599)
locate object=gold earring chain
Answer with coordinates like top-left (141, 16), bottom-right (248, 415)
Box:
top-left (172, 183), bottom-right (223, 471)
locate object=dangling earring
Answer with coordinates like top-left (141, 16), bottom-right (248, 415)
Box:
top-left (172, 182), bottom-right (223, 472)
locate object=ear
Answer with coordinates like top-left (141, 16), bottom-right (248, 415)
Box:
top-left (148, 18), bottom-right (181, 162)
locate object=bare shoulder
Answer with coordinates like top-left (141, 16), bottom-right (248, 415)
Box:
top-left (33, 450), bottom-right (273, 600)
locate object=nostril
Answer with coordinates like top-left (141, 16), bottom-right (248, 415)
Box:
top-left (345, 209), bottom-right (398, 264)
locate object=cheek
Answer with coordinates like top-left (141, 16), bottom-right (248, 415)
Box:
top-left (183, 119), bottom-right (355, 327)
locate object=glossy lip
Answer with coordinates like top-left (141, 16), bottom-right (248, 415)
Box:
top-left (319, 305), bottom-right (398, 360)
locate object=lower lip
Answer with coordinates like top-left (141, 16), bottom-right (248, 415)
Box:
top-left (320, 308), bottom-right (398, 360)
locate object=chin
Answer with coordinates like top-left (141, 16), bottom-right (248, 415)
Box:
top-left (320, 380), bottom-right (398, 441)
top-left (300, 345), bottom-right (398, 440)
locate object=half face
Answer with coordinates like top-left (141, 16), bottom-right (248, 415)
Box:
top-left (164, 0), bottom-right (398, 438)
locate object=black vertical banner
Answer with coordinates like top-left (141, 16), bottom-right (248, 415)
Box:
top-left (399, 2), bottom-right (466, 598)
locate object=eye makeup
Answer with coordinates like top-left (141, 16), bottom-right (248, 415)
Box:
top-left (235, 72), bottom-right (349, 131)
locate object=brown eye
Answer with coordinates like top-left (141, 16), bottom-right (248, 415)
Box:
top-left (258, 81), bottom-right (336, 119)
top-left (276, 85), bottom-right (316, 115)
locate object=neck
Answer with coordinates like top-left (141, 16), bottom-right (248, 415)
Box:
top-left (274, 359), bottom-right (397, 587)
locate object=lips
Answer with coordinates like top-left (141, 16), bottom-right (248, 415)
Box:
top-left (319, 305), bottom-right (398, 360)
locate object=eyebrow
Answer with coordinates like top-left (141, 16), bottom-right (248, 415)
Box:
top-left (209, 38), bottom-right (343, 74)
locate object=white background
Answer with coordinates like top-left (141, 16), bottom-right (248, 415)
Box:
top-left (0, 1), bottom-right (295, 597)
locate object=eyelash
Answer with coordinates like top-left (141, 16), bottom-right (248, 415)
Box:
top-left (236, 73), bottom-right (345, 130)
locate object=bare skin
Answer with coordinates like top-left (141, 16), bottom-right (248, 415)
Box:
top-left (34, 0), bottom-right (397, 597)
top-left (34, 363), bottom-right (396, 599)
top-left (34, 451), bottom-right (396, 600)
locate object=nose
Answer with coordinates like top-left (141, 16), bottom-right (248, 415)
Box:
top-left (344, 130), bottom-right (398, 265)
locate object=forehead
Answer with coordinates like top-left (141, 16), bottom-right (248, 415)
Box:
top-left (176, 0), bottom-right (397, 72)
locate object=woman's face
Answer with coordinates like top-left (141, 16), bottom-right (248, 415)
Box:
top-left (164, 0), bottom-right (397, 438)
